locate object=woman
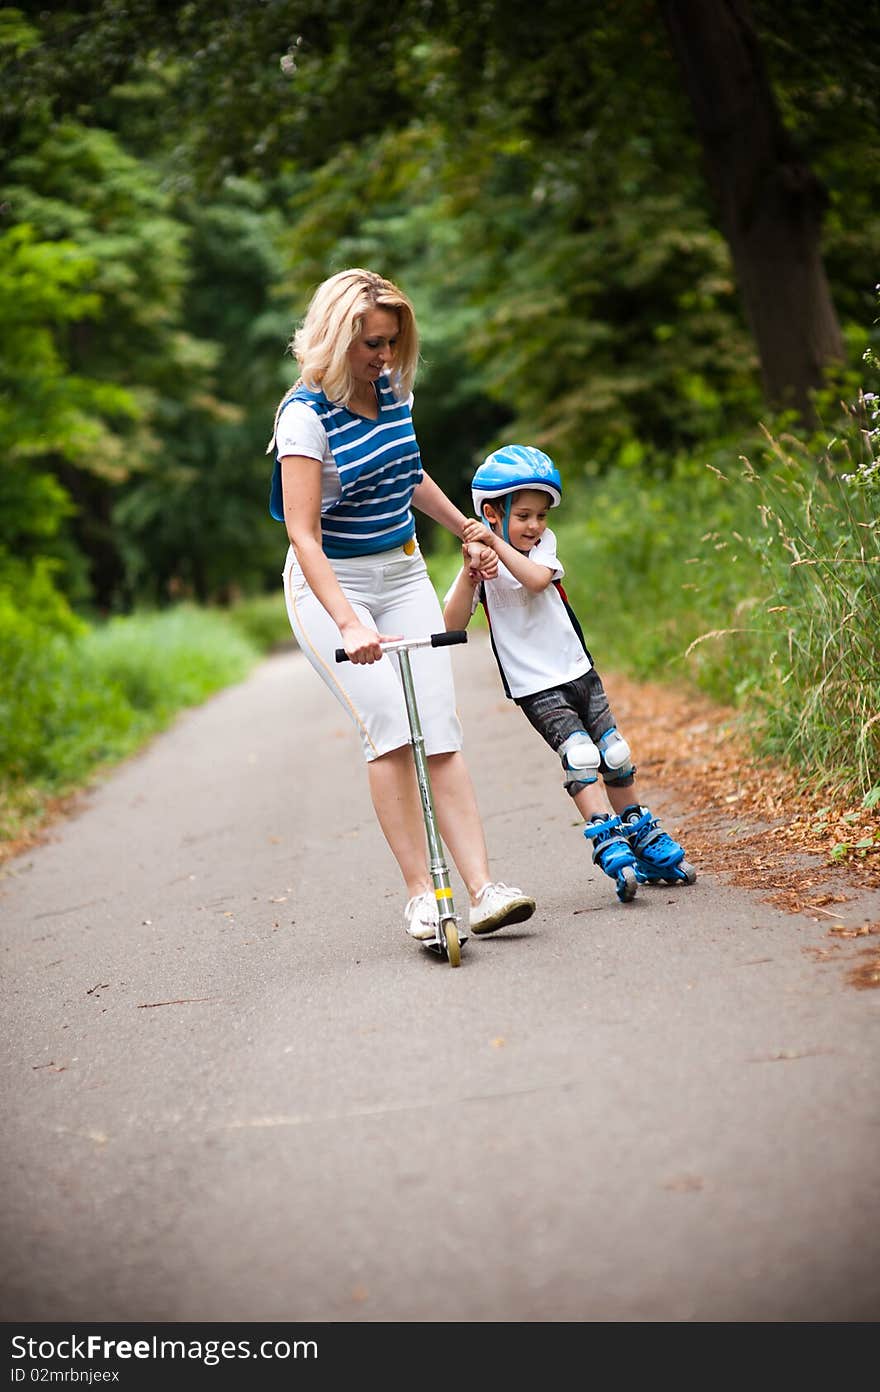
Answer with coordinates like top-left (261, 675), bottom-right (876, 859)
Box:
top-left (267, 268), bottom-right (535, 945)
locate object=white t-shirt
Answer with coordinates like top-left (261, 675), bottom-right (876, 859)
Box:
top-left (274, 399), bottom-right (341, 511)
top-left (450, 527), bottom-right (592, 699)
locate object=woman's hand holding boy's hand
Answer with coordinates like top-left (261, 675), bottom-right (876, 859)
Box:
top-left (463, 541), bottom-right (498, 582)
top-left (461, 518), bottom-right (496, 549)
top-left (462, 520), bottom-right (498, 580)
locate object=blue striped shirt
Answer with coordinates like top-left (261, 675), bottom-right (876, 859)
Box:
top-left (269, 375), bottom-right (422, 558)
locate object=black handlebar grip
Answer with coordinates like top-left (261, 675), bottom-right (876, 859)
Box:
top-left (335, 631), bottom-right (467, 661)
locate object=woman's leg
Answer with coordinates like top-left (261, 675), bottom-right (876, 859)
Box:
top-left (366, 749), bottom-right (495, 905)
top-left (364, 552), bottom-right (490, 896)
top-left (366, 745), bottom-right (432, 899)
top-left (427, 752), bottom-right (491, 904)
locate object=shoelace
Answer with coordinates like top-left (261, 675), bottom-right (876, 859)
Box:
top-left (481, 881), bottom-right (525, 901)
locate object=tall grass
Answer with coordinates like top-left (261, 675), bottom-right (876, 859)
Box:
top-left (720, 418), bottom-right (879, 795)
top-left (223, 590), bottom-right (293, 651)
top-left (556, 389), bottom-right (880, 799)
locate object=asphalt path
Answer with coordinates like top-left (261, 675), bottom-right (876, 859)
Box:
top-left (1, 634), bottom-right (878, 1324)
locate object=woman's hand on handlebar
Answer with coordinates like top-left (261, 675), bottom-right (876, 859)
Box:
top-left (338, 621), bottom-right (401, 665)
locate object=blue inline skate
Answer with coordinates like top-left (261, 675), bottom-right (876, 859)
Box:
top-left (620, 805), bottom-right (697, 886)
top-left (583, 814), bottom-right (639, 902)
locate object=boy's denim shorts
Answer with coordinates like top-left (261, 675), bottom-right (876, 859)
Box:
top-left (515, 669), bottom-right (619, 757)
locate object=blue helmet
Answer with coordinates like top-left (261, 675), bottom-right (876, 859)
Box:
top-left (471, 444), bottom-right (562, 519)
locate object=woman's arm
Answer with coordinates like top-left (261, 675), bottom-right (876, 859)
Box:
top-left (411, 469), bottom-right (469, 538)
top-left (412, 470), bottom-right (497, 581)
top-left (280, 454), bottom-right (399, 663)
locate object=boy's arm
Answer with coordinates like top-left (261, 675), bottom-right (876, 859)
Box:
top-left (462, 519), bottom-right (555, 594)
top-left (443, 563), bottom-right (479, 632)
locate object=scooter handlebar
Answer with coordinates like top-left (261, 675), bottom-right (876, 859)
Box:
top-left (334, 630), bottom-right (468, 663)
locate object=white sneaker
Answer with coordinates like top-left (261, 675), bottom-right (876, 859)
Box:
top-left (469, 882), bottom-right (536, 935)
top-left (404, 890), bottom-right (439, 941)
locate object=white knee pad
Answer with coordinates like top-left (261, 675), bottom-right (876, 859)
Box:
top-left (559, 731), bottom-right (601, 793)
top-left (598, 727), bottom-right (635, 785)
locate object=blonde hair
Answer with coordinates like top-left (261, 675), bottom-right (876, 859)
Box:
top-left (268, 268), bottom-right (419, 451)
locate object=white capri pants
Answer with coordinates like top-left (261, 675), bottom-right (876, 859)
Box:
top-left (283, 542), bottom-right (463, 762)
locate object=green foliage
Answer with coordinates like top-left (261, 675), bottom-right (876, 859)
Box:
top-left (3, 117), bottom-right (290, 609)
top-left (223, 592), bottom-right (292, 653)
top-left (110, 176), bottom-right (292, 605)
top-left (2, 122), bottom-right (208, 608)
top-left (0, 601), bottom-right (260, 841)
top-left (2, 0), bottom-right (879, 842)
top-left (80, 607), bottom-right (256, 718)
top-left (0, 555), bottom-right (85, 641)
top-left (737, 423), bottom-right (879, 796)
top-left (0, 223), bottom-right (136, 576)
top-left (0, 613), bottom-right (133, 790)
top-left (555, 376), bottom-right (880, 798)
top-left (4, 0), bottom-right (877, 611)
top-left (5, 122), bottom-right (208, 397)
top-left (554, 450), bottom-right (749, 683)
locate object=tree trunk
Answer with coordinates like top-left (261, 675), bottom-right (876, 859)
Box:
top-left (658, 0), bottom-right (845, 421)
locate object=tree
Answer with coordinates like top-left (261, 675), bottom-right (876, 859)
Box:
top-left (658, 0), bottom-right (845, 419)
top-left (3, 118), bottom-right (224, 607)
top-left (2, 0), bottom-right (877, 613)
top-left (0, 222), bottom-right (138, 602)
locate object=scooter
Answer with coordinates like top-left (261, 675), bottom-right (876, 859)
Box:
top-left (335, 630), bottom-right (469, 966)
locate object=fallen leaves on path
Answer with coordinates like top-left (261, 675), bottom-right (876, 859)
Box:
top-left (606, 671), bottom-right (880, 938)
top-left (847, 952), bottom-right (880, 990)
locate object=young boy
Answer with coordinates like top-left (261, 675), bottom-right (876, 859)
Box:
top-left (445, 443), bottom-right (696, 904)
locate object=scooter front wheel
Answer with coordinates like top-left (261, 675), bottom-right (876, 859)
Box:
top-left (443, 921), bottom-right (461, 967)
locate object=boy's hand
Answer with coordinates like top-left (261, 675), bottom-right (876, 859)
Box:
top-left (461, 517), bottom-right (495, 549)
top-left (464, 541), bottom-right (498, 581)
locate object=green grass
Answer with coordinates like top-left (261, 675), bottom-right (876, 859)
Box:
top-left (223, 590), bottom-right (293, 651)
top-left (0, 603), bottom-right (263, 846)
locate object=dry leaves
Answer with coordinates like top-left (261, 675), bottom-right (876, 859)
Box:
top-left (607, 671), bottom-right (879, 901)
